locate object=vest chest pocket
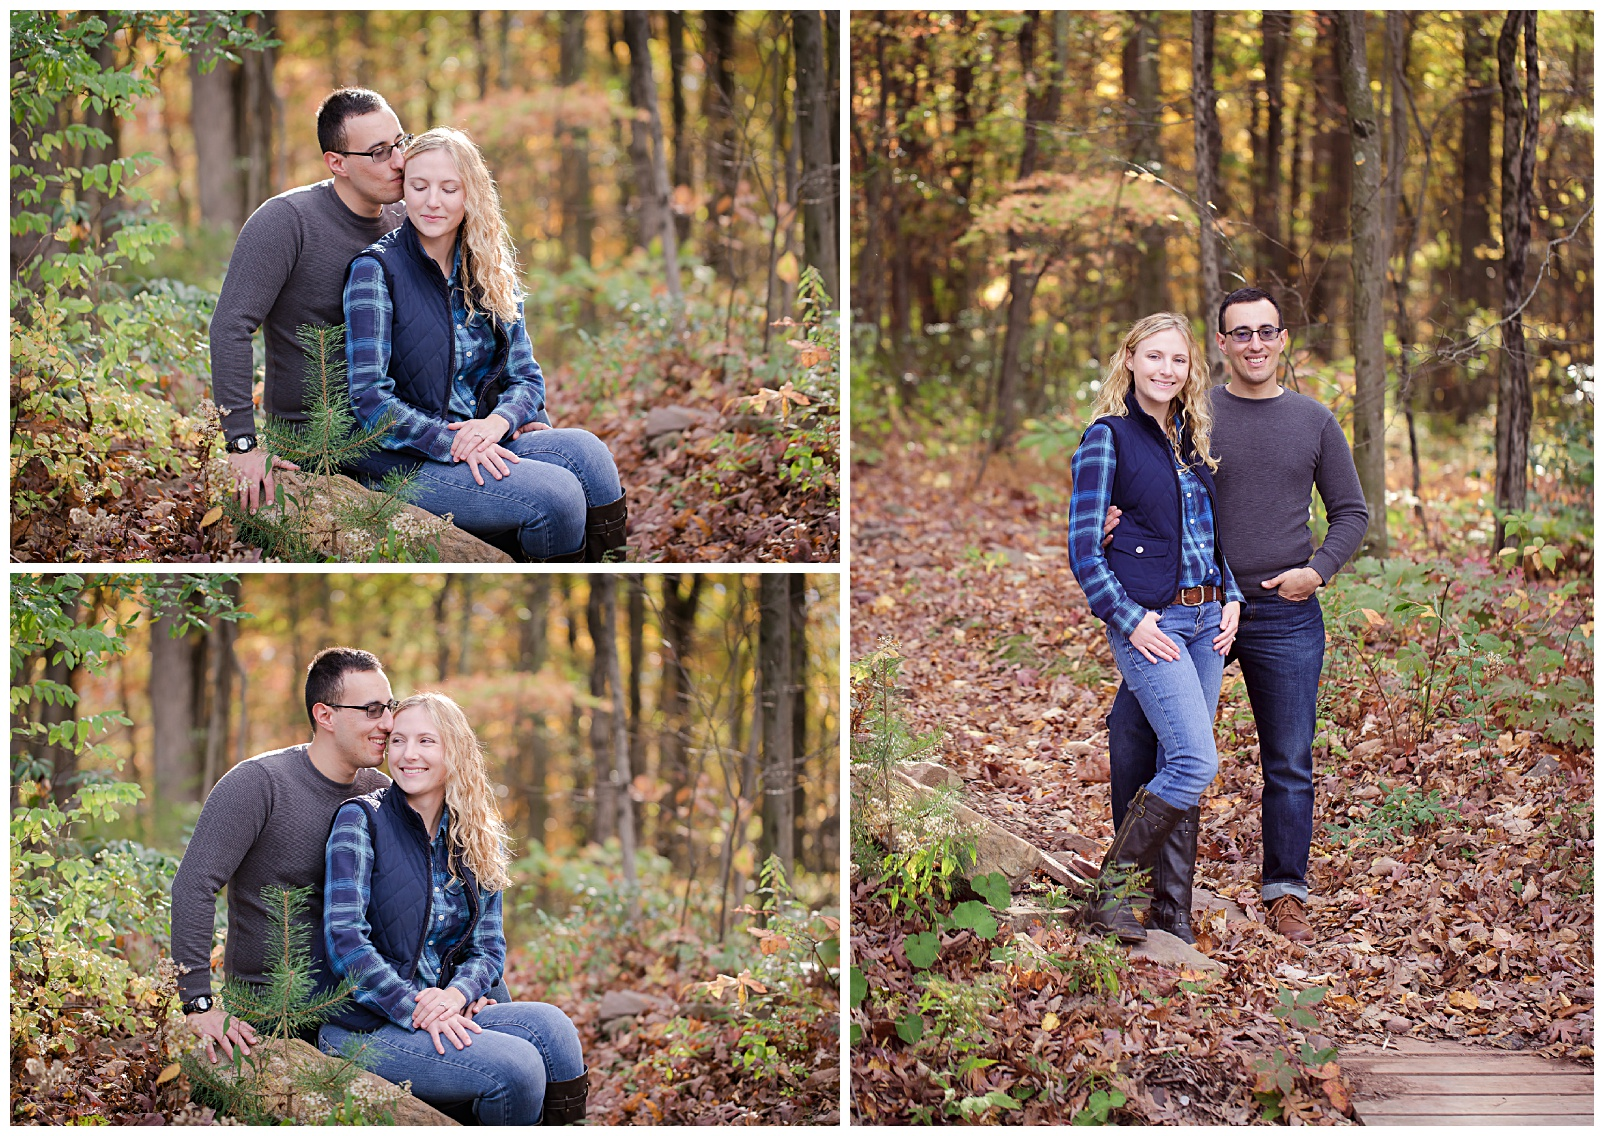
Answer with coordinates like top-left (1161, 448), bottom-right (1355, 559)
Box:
top-left (1105, 529), bottom-right (1170, 579)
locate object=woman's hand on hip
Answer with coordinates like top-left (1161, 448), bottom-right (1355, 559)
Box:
top-left (447, 413), bottom-right (512, 462)
top-left (1128, 610), bottom-right (1182, 664)
top-left (1214, 600), bottom-right (1241, 655)
top-left (422, 1011), bottom-right (482, 1054)
top-left (412, 985), bottom-right (468, 1030)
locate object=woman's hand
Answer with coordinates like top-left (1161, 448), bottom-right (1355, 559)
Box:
top-left (422, 1011), bottom-right (482, 1055)
top-left (412, 985), bottom-right (468, 1030)
top-left (1214, 601), bottom-right (1241, 655)
top-left (514, 419), bottom-right (553, 439)
top-left (463, 443), bottom-right (522, 486)
top-left (1128, 610), bottom-right (1182, 665)
top-left (447, 413), bottom-right (513, 462)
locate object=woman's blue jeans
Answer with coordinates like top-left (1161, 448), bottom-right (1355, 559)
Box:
top-left (318, 1001), bottom-right (585, 1124)
top-left (403, 429), bottom-right (622, 559)
top-left (1108, 592), bottom-right (1325, 901)
top-left (1104, 602), bottom-right (1225, 812)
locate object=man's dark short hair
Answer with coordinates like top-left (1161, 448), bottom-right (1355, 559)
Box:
top-left (304, 647), bottom-right (384, 729)
top-left (316, 88), bottom-right (392, 156)
top-left (1218, 286), bottom-right (1283, 334)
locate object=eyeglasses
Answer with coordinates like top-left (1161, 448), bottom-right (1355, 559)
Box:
top-left (1225, 326), bottom-right (1286, 343)
top-left (325, 699), bottom-right (400, 719)
top-left (333, 134), bottom-right (414, 163)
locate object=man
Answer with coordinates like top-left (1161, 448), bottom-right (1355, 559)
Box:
top-left (210, 89), bottom-right (410, 513)
top-left (1105, 285), bottom-right (1368, 943)
top-left (171, 647), bottom-right (395, 1060)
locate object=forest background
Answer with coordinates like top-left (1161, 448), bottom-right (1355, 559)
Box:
top-left (11, 10), bottom-right (842, 563)
top-left (849, 10), bottom-right (1593, 1124)
top-left (12, 571), bottom-right (841, 1124)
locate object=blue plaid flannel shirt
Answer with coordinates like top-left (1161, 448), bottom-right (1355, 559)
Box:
top-left (1067, 421), bottom-right (1242, 636)
top-left (343, 241), bottom-right (548, 464)
top-left (324, 802), bottom-right (505, 1028)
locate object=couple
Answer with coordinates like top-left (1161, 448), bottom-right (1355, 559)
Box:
top-left (211, 88), bottom-right (625, 562)
top-left (169, 648), bottom-right (587, 1124)
top-left (1068, 287), bottom-right (1368, 948)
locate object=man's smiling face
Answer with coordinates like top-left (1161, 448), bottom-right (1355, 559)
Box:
top-left (1218, 297), bottom-right (1287, 391)
top-left (323, 668), bottom-right (395, 771)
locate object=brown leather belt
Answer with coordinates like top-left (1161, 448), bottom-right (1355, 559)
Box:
top-left (1173, 585), bottom-right (1224, 606)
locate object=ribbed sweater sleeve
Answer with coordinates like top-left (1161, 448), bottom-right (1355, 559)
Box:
top-left (1308, 414), bottom-right (1369, 583)
top-left (208, 198), bottom-right (303, 442)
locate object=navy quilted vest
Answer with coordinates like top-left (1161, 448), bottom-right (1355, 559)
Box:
top-left (1092, 390), bottom-right (1229, 610)
top-left (342, 219), bottom-right (514, 479)
top-left (321, 785), bottom-right (482, 1032)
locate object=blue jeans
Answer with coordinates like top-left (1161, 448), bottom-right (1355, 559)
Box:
top-left (1109, 592), bottom-right (1324, 901)
top-left (318, 1000), bottom-right (585, 1124)
top-left (404, 429), bottom-right (621, 560)
top-left (1104, 602), bottom-right (1225, 812)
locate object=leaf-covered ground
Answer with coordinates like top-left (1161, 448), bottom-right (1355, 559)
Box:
top-left (11, 329), bottom-right (838, 565)
top-left (849, 439), bottom-right (1593, 1124)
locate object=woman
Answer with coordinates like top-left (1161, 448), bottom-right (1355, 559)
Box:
top-left (1066, 312), bottom-right (1242, 945)
top-left (319, 692), bottom-right (588, 1124)
top-left (342, 127), bottom-right (625, 562)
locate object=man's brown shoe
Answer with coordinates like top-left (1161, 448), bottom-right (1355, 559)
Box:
top-left (1269, 895), bottom-right (1314, 942)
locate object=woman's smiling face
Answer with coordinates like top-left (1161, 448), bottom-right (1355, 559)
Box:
top-left (387, 705), bottom-right (448, 799)
top-left (403, 148), bottom-right (466, 243)
top-left (1127, 327), bottom-right (1191, 419)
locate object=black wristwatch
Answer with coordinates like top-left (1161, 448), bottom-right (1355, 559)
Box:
top-left (181, 994), bottom-right (215, 1016)
top-left (228, 434), bottom-right (258, 455)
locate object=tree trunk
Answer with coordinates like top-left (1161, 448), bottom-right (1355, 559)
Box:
top-left (757, 576), bottom-right (794, 879)
top-left (190, 51), bottom-right (244, 230)
top-left (666, 11), bottom-right (692, 244)
top-left (1335, 11), bottom-right (1390, 558)
top-left (433, 578), bottom-right (453, 682)
top-left (1191, 12), bottom-right (1225, 379)
top-left (238, 12), bottom-right (278, 217)
top-left (1253, 12), bottom-right (1292, 288)
top-left (598, 578), bottom-right (638, 903)
top-left (150, 605), bottom-right (203, 806)
top-left (623, 12), bottom-right (683, 303)
top-left (83, 34), bottom-right (122, 248)
top-left (470, 10), bottom-right (489, 99)
top-left (1458, 15), bottom-right (1497, 309)
top-left (558, 13), bottom-right (594, 272)
top-left (788, 575), bottom-right (809, 872)
top-left (627, 576), bottom-right (646, 812)
top-left (1125, 12), bottom-right (1166, 317)
top-left (587, 582), bottom-right (616, 845)
top-left (518, 577), bottom-right (552, 846)
top-left (1308, 15), bottom-right (1352, 358)
top-left (1493, 12), bottom-right (1539, 552)
top-left (703, 12), bottom-right (739, 277)
top-left (992, 13), bottom-right (1062, 452)
top-left (496, 11), bottom-right (512, 92)
top-left (657, 574), bottom-right (703, 869)
top-left (201, 579), bottom-right (242, 798)
top-left (793, 11), bottom-right (838, 304)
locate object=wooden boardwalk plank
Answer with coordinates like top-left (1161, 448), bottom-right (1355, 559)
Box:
top-left (1359, 1113), bottom-right (1595, 1126)
top-left (1353, 1094), bottom-right (1594, 1117)
top-left (1345, 1036), bottom-right (1594, 1128)
top-left (1343, 1055), bottom-right (1562, 1075)
top-left (1354, 1073), bottom-right (1591, 1095)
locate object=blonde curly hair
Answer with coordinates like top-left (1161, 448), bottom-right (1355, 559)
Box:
top-left (403, 127), bottom-right (523, 326)
top-left (1090, 311), bottom-right (1220, 472)
top-left (393, 692), bottom-right (512, 893)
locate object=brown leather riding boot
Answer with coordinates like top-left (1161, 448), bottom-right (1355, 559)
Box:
top-left (541, 1069), bottom-right (590, 1124)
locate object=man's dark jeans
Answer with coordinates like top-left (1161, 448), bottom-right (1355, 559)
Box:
top-left (1107, 592), bottom-right (1324, 902)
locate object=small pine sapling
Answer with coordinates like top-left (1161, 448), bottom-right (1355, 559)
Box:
top-left (226, 323), bottom-right (450, 561)
top-left (181, 884), bottom-right (389, 1123)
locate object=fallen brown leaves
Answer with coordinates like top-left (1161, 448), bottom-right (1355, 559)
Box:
top-left (568, 343), bottom-right (838, 563)
top-left (850, 440), bottom-right (1593, 1124)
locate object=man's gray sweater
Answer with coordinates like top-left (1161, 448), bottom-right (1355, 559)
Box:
top-left (1209, 385), bottom-right (1369, 601)
top-left (169, 744), bottom-right (389, 1001)
top-left (208, 181), bottom-right (402, 443)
